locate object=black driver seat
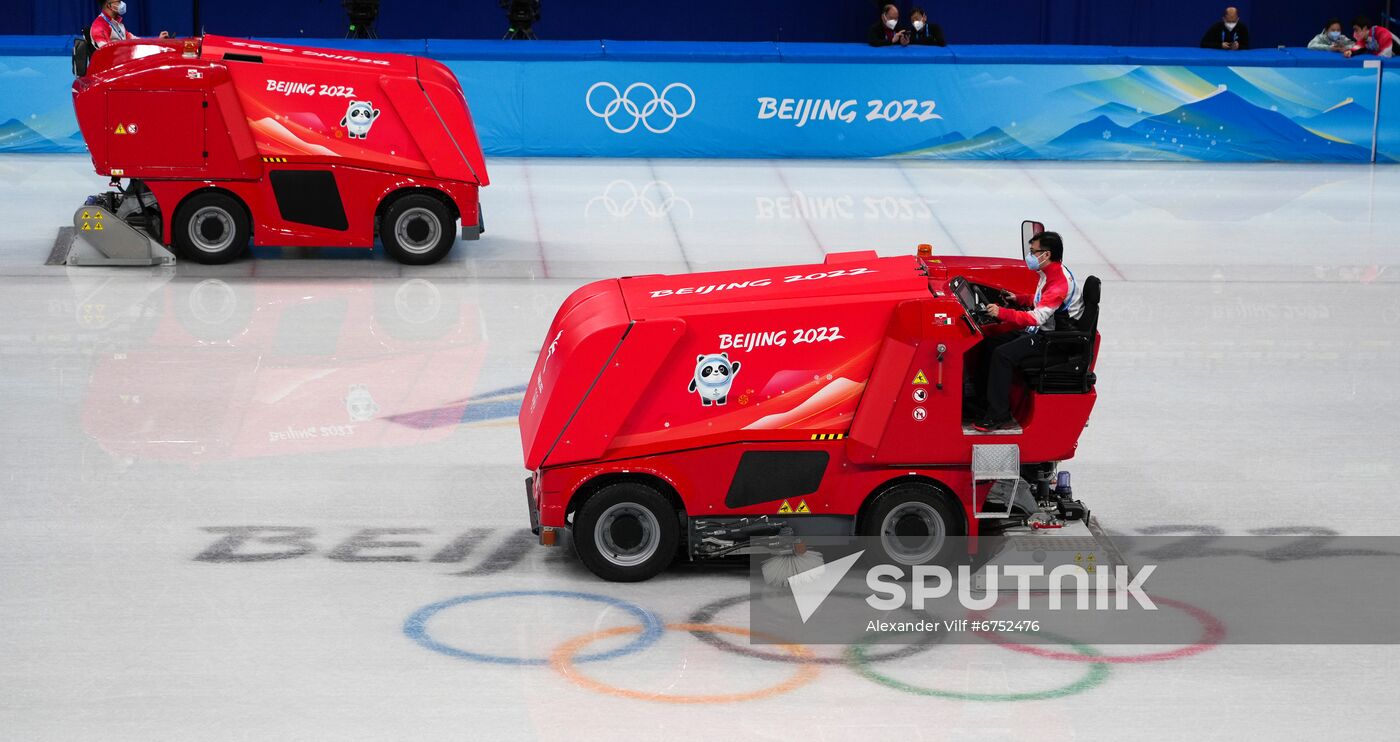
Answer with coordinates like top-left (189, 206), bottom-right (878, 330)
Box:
top-left (1020, 275), bottom-right (1100, 394)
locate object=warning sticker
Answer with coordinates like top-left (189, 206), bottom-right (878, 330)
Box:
top-left (778, 499), bottom-right (813, 514)
top-left (114, 124), bottom-right (127, 135)
top-left (912, 370), bottom-right (929, 385)
top-left (795, 500), bottom-right (811, 514)
top-left (777, 500), bottom-right (793, 514)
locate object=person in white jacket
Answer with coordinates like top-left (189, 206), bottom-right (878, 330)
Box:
top-left (1307, 19), bottom-right (1351, 53)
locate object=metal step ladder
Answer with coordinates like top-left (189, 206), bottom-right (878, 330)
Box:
top-left (971, 443), bottom-right (1027, 519)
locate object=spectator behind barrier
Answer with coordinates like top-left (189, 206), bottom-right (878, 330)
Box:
top-left (868, 4), bottom-right (910, 47)
top-left (1307, 18), bottom-right (1352, 53)
top-left (1200, 6), bottom-right (1249, 50)
top-left (1344, 16), bottom-right (1396, 58)
top-left (908, 7), bottom-right (946, 46)
top-left (91, 0), bottom-right (168, 48)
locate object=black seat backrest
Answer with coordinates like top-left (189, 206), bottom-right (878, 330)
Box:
top-left (73, 27), bottom-right (95, 77)
top-left (1078, 275), bottom-right (1100, 336)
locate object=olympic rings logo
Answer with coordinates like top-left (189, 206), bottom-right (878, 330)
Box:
top-left (584, 180), bottom-right (693, 219)
top-left (585, 82), bottom-right (696, 134)
top-left (403, 589), bottom-right (1223, 705)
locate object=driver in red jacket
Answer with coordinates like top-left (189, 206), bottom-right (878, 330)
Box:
top-left (974, 231), bottom-right (1083, 432)
top-left (90, 0), bottom-right (168, 48)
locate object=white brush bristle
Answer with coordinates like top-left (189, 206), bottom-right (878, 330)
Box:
top-left (761, 549), bottom-right (825, 587)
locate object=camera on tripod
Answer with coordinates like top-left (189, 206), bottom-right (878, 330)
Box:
top-left (343, 0), bottom-right (381, 39)
top-left (501, 0), bottom-right (541, 40)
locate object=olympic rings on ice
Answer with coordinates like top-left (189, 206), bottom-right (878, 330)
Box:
top-left (403, 590), bottom-right (663, 666)
top-left (847, 630), bottom-right (1112, 701)
top-left (585, 82), bottom-right (696, 134)
top-left (551, 623), bottom-right (821, 704)
top-left (402, 589), bottom-right (1224, 703)
top-left (583, 179), bottom-right (693, 220)
top-left (968, 595), bottom-right (1225, 664)
top-left (687, 592), bottom-right (946, 666)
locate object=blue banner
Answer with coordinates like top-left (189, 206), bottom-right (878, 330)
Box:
top-left (2, 37), bottom-right (1396, 163)
top-left (457, 59), bottom-right (1392, 162)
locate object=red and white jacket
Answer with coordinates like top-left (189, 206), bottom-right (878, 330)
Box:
top-left (1349, 26), bottom-right (1395, 57)
top-left (91, 13), bottom-right (140, 48)
top-left (999, 261), bottom-right (1083, 332)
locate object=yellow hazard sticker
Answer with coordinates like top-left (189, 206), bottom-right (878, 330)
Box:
top-left (912, 370), bottom-right (929, 385)
top-left (114, 124), bottom-right (126, 135)
top-left (795, 500), bottom-right (811, 514)
top-left (778, 499), bottom-right (812, 514)
top-left (777, 500), bottom-right (793, 514)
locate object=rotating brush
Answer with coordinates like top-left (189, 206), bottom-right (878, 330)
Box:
top-left (761, 540), bottom-right (825, 587)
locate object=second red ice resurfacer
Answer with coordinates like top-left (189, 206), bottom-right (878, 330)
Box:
top-left (69, 35), bottom-right (489, 265)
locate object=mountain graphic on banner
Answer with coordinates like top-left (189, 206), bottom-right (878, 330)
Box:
top-left (1084, 101), bottom-right (1150, 126)
top-left (902, 126), bottom-right (1039, 159)
top-left (1054, 65), bottom-right (1325, 120)
top-left (1049, 90), bottom-right (1381, 162)
top-left (0, 118), bottom-right (56, 153)
top-left (0, 118), bottom-right (86, 154)
top-left (1297, 99), bottom-right (1375, 145)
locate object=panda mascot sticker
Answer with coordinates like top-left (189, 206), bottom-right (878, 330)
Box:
top-left (340, 101), bottom-right (381, 139)
top-left (344, 384), bottom-right (380, 421)
top-left (688, 353), bottom-right (740, 406)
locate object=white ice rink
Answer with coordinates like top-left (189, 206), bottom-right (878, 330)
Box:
top-left (1, 154), bottom-right (1398, 740)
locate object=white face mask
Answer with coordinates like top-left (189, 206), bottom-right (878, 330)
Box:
top-left (1328, 30), bottom-right (1341, 40)
top-left (115, 1), bottom-right (127, 14)
top-left (1224, 21), bottom-right (1237, 30)
top-left (913, 20), bottom-right (926, 31)
top-left (884, 18), bottom-right (898, 30)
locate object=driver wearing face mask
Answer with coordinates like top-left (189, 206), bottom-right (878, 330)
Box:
top-left (974, 231), bottom-right (1082, 432)
top-left (91, 0), bottom-right (169, 49)
top-left (1200, 6), bottom-right (1250, 50)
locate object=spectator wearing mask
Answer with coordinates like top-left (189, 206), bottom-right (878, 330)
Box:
top-left (90, 0), bottom-right (169, 48)
top-left (1200, 7), bottom-right (1249, 50)
top-left (1307, 19), bottom-right (1352, 52)
top-left (868, 4), bottom-right (910, 47)
top-left (908, 8), bottom-right (946, 46)
top-left (1344, 17), bottom-right (1396, 58)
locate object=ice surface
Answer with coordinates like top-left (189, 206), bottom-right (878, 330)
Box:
top-left (1, 154), bottom-right (1397, 740)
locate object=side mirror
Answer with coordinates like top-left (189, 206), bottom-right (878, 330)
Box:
top-left (1021, 220), bottom-right (1044, 259)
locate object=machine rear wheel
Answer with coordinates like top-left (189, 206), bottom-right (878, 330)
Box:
top-left (173, 192), bottom-right (250, 265)
top-left (573, 483), bottom-right (680, 582)
top-left (382, 193), bottom-right (456, 265)
top-left (860, 482), bottom-right (965, 567)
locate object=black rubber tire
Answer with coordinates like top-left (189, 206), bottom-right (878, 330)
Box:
top-left (859, 482), bottom-right (966, 567)
top-left (172, 191), bottom-right (250, 265)
top-left (381, 193), bottom-right (456, 265)
top-left (572, 483), bottom-right (680, 582)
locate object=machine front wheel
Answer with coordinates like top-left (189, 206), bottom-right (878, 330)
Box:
top-left (860, 482), bottom-right (966, 567)
top-left (173, 191), bottom-right (251, 265)
top-left (382, 193), bottom-right (456, 265)
top-left (573, 483), bottom-right (680, 582)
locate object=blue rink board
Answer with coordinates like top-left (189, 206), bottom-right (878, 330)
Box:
top-left (0, 36), bottom-right (1393, 162)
